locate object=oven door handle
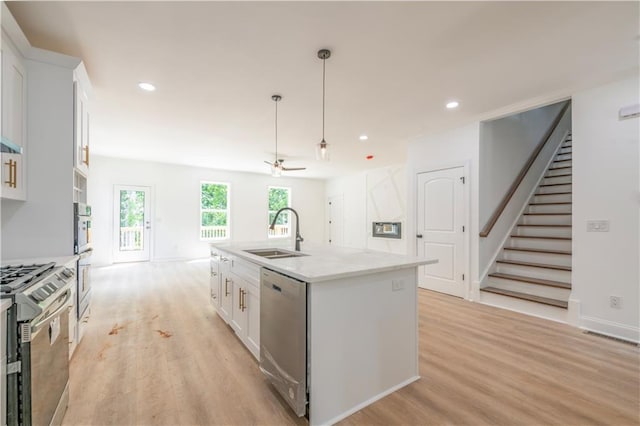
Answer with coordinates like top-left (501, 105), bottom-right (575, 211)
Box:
top-left (31, 289), bottom-right (73, 334)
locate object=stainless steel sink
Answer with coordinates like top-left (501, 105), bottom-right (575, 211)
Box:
top-left (244, 248), bottom-right (308, 259)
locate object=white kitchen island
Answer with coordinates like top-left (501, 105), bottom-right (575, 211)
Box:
top-left (210, 242), bottom-right (436, 426)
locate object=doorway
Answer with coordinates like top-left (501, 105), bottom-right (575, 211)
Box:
top-left (113, 185), bottom-right (151, 263)
top-left (416, 167), bottom-right (466, 297)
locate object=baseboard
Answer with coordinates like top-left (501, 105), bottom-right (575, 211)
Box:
top-left (317, 375), bottom-right (420, 426)
top-left (580, 316), bottom-right (640, 344)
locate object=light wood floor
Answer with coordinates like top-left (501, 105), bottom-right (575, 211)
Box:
top-left (63, 260), bottom-right (639, 426)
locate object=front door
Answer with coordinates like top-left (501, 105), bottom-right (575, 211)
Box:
top-left (416, 167), bottom-right (466, 297)
top-left (113, 185), bottom-right (151, 263)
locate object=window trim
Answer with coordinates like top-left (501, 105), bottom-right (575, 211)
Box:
top-left (200, 181), bottom-right (230, 241)
top-left (267, 185), bottom-right (291, 239)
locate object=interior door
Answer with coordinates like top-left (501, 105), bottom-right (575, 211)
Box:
top-left (113, 185), bottom-right (151, 263)
top-left (416, 167), bottom-right (466, 297)
top-left (327, 195), bottom-right (344, 246)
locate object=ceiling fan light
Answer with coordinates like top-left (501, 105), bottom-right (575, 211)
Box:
top-left (271, 163), bottom-right (282, 177)
top-left (316, 140), bottom-right (330, 161)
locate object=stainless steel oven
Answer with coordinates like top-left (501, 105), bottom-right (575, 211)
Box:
top-left (2, 263), bottom-right (75, 426)
top-left (74, 203), bottom-right (92, 254)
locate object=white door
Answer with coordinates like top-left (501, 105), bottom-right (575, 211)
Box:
top-left (113, 185), bottom-right (151, 263)
top-left (416, 167), bottom-right (466, 297)
top-left (327, 195), bottom-right (344, 246)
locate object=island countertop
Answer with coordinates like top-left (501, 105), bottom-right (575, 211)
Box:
top-left (211, 241), bottom-right (437, 283)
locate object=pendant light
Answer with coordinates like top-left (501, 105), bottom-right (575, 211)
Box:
top-left (316, 49), bottom-right (331, 161)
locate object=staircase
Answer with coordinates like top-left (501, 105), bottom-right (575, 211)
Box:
top-left (482, 132), bottom-right (572, 309)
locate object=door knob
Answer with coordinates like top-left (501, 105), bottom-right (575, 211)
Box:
top-left (416, 234), bottom-right (423, 238)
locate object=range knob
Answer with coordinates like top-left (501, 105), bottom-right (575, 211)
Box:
top-left (60, 268), bottom-right (75, 278)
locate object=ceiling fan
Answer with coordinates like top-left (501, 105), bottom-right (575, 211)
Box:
top-left (264, 94), bottom-right (306, 177)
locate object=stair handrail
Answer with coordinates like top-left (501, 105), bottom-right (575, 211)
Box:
top-left (479, 100), bottom-right (571, 238)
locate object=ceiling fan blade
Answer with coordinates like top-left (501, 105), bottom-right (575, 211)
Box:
top-left (264, 160), bottom-right (275, 166)
top-left (281, 167), bottom-right (307, 171)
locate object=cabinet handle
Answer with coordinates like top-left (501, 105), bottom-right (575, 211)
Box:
top-left (83, 146), bottom-right (90, 167)
top-left (211, 271), bottom-right (217, 277)
top-left (240, 289), bottom-right (246, 312)
top-left (238, 287), bottom-right (242, 310)
top-left (224, 278), bottom-right (230, 296)
top-left (4, 159), bottom-right (16, 188)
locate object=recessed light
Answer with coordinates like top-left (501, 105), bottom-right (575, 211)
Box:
top-left (359, 135), bottom-right (369, 141)
top-left (446, 101), bottom-right (459, 109)
top-left (138, 82), bottom-right (156, 92)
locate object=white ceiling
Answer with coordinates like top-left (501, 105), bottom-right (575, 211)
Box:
top-left (7, 1), bottom-right (639, 179)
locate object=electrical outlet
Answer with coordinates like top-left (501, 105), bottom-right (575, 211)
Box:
top-left (587, 220), bottom-right (610, 232)
top-left (610, 295), bottom-right (622, 309)
top-left (392, 280), bottom-right (405, 291)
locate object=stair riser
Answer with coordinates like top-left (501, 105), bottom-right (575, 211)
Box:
top-left (487, 278), bottom-right (571, 300)
top-left (555, 153), bottom-right (572, 162)
top-left (502, 250), bottom-right (572, 267)
top-left (514, 226), bottom-right (572, 238)
top-left (537, 184), bottom-right (572, 194)
top-left (550, 160), bottom-right (572, 169)
top-left (558, 148), bottom-right (572, 155)
top-left (495, 263), bottom-right (572, 283)
top-left (521, 215), bottom-right (572, 225)
top-left (509, 237), bottom-right (572, 251)
top-left (533, 193), bottom-right (572, 204)
top-left (545, 168), bottom-right (572, 178)
top-left (528, 203), bottom-right (572, 214)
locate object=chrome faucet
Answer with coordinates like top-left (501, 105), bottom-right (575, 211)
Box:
top-left (270, 207), bottom-right (304, 251)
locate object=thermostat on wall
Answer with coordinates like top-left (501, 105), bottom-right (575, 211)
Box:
top-left (372, 222), bottom-right (402, 239)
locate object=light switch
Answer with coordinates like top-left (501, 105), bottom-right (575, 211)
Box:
top-left (587, 220), bottom-right (610, 232)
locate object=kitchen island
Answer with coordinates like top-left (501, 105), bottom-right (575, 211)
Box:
top-left (210, 242), bottom-right (436, 425)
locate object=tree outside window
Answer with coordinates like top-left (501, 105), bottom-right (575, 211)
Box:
top-left (201, 182), bottom-right (229, 240)
top-left (268, 186), bottom-right (291, 238)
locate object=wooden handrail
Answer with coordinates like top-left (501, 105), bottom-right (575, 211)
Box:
top-left (479, 101), bottom-right (570, 238)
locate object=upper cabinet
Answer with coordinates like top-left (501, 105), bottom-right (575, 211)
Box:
top-left (1, 33), bottom-right (27, 200)
top-left (73, 71), bottom-right (91, 177)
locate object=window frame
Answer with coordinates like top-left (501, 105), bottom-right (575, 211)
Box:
top-left (200, 181), bottom-right (231, 241)
top-left (267, 185), bottom-right (291, 239)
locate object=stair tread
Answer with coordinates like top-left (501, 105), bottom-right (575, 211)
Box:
top-left (517, 224), bottom-right (572, 228)
top-left (529, 202), bottom-right (572, 205)
top-left (511, 235), bottom-right (571, 240)
top-left (535, 191), bottom-right (572, 196)
top-left (548, 165), bottom-right (572, 170)
top-left (496, 259), bottom-right (572, 271)
top-left (482, 287), bottom-right (569, 308)
top-left (544, 173), bottom-right (572, 178)
top-left (523, 213), bottom-right (572, 215)
top-left (553, 159), bottom-right (572, 163)
top-left (539, 183), bottom-right (572, 187)
top-left (504, 247), bottom-right (572, 255)
top-left (490, 272), bottom-right (571, 288)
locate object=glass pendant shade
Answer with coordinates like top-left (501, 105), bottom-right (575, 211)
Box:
top-left (271, 164), bottom-right (282, 177)
top-left (316, 140), bottom-right (329, 161)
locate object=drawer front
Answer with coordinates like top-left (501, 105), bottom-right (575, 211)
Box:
top-left (231, 258), bottom-right (260, 288)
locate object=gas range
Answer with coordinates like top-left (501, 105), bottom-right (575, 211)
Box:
top-left (1, 262), bottom-right (75, 322)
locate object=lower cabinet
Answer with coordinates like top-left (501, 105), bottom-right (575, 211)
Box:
top-left (210, 248), bottom-right (260, 360)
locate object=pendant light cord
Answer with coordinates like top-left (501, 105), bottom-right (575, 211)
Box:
top-left (322, 57), bottom-right (326, 142)
top-left (275, 98), bottom-right (278, 161)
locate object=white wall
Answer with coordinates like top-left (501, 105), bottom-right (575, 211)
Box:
top-left (89, 155), bottom-right (326, 265)
top-left (325, 173), bottom-right (367, 249)
top-left (407, 123), bottom-right (480, 298)
top-left (572, 76), bottom-right (639, 342)
top-left (325, 165), bottom-right (408, 253)
top-left (479, 101), bottom-right (566, 226)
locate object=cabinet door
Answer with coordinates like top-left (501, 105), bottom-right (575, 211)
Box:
top-left (1, 38), bottom-right (26, 150)
top-left (244, 283), bottom-right (260, 360)
top-left (0, 153), bottom-right (25, 200)
top-left (219, 271), bottom-right (233, 323)
top-left (73, 81), bottom-right (90, 175)
top-left (209, 258), bottom-right (220, 307)
top-left (230, 274), bottom-right (247, 336)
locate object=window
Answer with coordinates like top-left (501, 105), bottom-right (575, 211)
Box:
top-left (200, 182), bottom-right (230, 240)
top-left (268, 186), bottom-right (291, 238)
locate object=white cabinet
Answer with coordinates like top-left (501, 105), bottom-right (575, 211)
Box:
top-left (211, 248), bottom-right (260, 360)
top-left (73, 78), bottom-right (90, 176)
top-left (1, 32), bottom-right (27, 200)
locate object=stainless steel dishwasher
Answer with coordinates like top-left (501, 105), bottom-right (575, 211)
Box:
top-left (259, 268), bottom-right (307, 417)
